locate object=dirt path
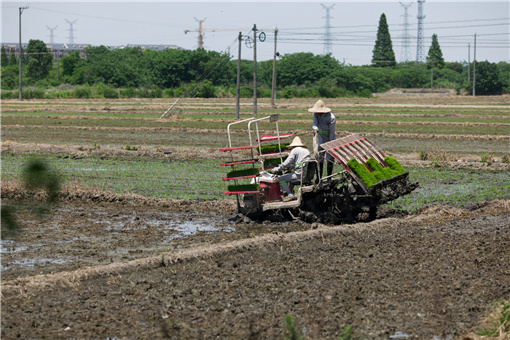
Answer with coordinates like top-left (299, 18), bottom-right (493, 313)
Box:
top-left (1, 196), bottom-right (509, 339)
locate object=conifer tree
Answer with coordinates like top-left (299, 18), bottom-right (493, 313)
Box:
top-left (372, 13), bottom-right (396, 67)
top-left (426, 34), bottom-right (445, 69)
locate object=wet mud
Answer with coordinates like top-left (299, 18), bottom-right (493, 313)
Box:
top-left (1, 192), bottom-right (509, 339)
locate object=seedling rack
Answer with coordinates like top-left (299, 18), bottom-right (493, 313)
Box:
top-left (219, 115), bottom-right (293, 210)
top-left (320, 133), bottom-right (391, 193)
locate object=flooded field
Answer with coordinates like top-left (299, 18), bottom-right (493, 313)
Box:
top-left (1, 199), bottom-right (237, 280)
top-left (2, 96), bottom-right (509, 339)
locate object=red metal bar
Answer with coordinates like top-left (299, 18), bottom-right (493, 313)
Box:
top-left (258, 151), bottom-right (290, 157)
top-left (359, 138), bottom-right (386, 164)
top-left (224, 191), bottom-right (260, 195)
top-left (256, 133), bottom-right (293, 142)
top-left (220, 160), bottom-right (256, 166)
top-left (222, 175), bottom-right (258, 181)
top-left (219, 145), bottom-right (255, 152)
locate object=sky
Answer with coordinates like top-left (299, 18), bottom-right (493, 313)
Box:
top-left (1, 0), bottom-right (509, 65)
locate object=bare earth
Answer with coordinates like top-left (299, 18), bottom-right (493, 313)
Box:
top-left (1, 189), bottom-right (509, 339)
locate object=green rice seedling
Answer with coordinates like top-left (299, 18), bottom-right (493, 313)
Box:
top-left (336, 325), bottom-right (353, 340)
top-left (282, 314), bottom-right (303, 340)
top-left (260, 143), bottom-right (291, 154)
top-left (367, 157), bottom-right (397, 179)
top-left (226, 167), bottom-right (260, 178)
top-left (227, 184), bottom-right (259, 192)
top-left (478, 300), bottom-right (510, 337)
top-left (384, 156), bottom-right (406, 174)
top-left (372, 170), bottom-right (386, 182)
top-left (160, 252), bottom-right (166, 267)
top-left (347, 159), bottom-right (376, 187)
top-left (263, 157), bottom-right (288, 168)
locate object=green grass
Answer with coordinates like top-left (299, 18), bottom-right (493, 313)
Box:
top-left (283, 314), bottom-right (303, 340)
top-left (1, 154), bottom-right (228, 200)
top-left (384, 168), bottom-right (510, 212)
top-left (2, 156), bottom-right (508, 210)
top-left (478, 299), bottom-right (510, 337)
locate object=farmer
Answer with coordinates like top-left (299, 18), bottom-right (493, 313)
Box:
top-left (310, 99), bottom-right (336, 183)
top-left (271, 136), bottom-right (310, 198)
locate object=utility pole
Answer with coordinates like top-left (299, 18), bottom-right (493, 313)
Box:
top-left (467, 43), bottom-right (470, 84)
top-left (271, 28), bottom-right (278, 106)
top-left (430, 58), bottom-right (434, 89)
top-left (19, 6), bottom-right (28, 101)
top-left (57, 51), bottom-right (60, 82)
top-left (253, 24), bottom-right (257, 118)
top-left (472, 34), bottom-right (476, 96)
top-left (236, 32), bottom-right (242, 119)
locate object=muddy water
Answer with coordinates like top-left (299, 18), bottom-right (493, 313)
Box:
top-left (1, 201), bottom-right (237, 280)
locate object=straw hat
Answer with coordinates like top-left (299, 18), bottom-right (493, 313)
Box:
top-left (308, 99), bottom-right (331, 113)
top-left (287, 136), bottom-right (307, 149)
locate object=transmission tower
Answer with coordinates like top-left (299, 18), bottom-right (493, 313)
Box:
top-left (46, 25), bottom-right (58, 45)
top-left (321, 3), bottom-right (335, 55)
top-left (415, 0), bottom-right (426, 62)
top-left (65, 19), bottom-right (77, 45)
top-left (399, 2), bottom-right (413, 62)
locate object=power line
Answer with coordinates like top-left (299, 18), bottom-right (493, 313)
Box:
top-left (280, 17), bottom-right (508, 32)
top-left (278, 23), bottom-right (508, 40)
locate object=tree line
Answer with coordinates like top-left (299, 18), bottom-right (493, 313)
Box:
top-left (1, 36), bottom-right (509, 100)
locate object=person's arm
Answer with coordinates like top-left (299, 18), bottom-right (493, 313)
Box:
top-left (273, 149), bottom-right (297, 173)
top-left (329, 113), bottom-right (336, 140)
top-left (312, 113), bottom-right (319, 132)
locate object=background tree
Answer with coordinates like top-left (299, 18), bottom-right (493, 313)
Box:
top-left (426, 34), bottom-right (445, 69)
top-left (8, 50), bottom-right (17, 66)
top-left (1, 46), bottom-right (9, 67)
top-left (372, 13), bottom-right (396, 67)
top-left (497, 61), bottom-right (510, 93)
top-left (1, 48), bottom-right (19, 89)
top-left (276, 52), bottom-right (340, 86)
top-left (474, 61), bottom-right (503, 95)
top-left (61, 51), bottom-right (81, 79)
top-left (26, 39), bottom-right (53, 81)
